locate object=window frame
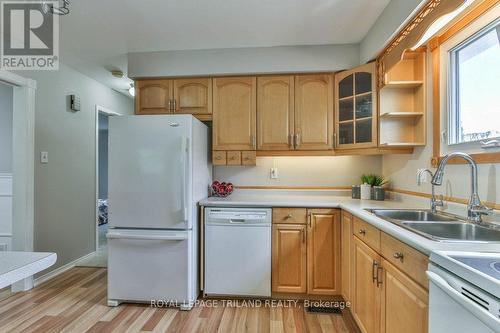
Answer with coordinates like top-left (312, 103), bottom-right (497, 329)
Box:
top-left (447, 17), bottom-right (500, 146)
top-left (430, 1), bottom-right (500, 167)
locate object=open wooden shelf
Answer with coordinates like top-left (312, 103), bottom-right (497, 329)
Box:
top-left (379, 50), bottom-right (426, 147)
top-left (380, 112), bottom-right (424, 118)
top-left (384, 81), bottom-right (423, 89)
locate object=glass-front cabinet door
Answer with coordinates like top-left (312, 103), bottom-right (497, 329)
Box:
top-left (335, 62), bottom-right (377, 149)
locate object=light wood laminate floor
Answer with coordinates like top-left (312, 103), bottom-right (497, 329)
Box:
top-left (0, 267), bottom-right (356, 333)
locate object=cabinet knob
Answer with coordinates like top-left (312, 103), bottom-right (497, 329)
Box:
top-left (215, 156), bottom-right (221, 160)
top-left (285, 214), bottom-right (293, 219)
top-left (359, 229), bottom-right (366, 235)
top-left (393, 252), bottom-right (404, 261)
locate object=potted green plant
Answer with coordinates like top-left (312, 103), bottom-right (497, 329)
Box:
top-left (360, 174), bottom-right (388, 200)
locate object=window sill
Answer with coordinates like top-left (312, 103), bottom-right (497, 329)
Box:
top-left (431, 151), bottom-right (500, 167)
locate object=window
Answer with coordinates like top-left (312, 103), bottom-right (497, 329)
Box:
top-left (448, 18), bottom-right (500, 145)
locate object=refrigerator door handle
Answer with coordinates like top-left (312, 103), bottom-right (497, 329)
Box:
top-left (107, 231), bottom-right (188, 241)
top-left (181, 136), bottom-right (189, 222)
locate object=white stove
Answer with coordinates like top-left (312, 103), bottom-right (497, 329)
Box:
top-left (428, 251), bottom-right (500, 333)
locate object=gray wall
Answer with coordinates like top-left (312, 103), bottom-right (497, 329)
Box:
top-left (0, 83), bottom-right (13, 173)
top-left (98, 114), bottom-right (109, 200)
top-left (128, 44), bottom-right (360, 78)
top-left (360, 0), bottom-right (426, 63)
top-left (20, 63), bottom-right (133, 273)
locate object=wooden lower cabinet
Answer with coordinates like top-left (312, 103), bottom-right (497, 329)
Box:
top-left (352, 236), bottom-right (381, 333)
top-left (272, 224), bottom-right (307, 293)
top-left (351, 222), bottom-right (429, 333)
top-left (380, 259), bottom-right (428, 333)
top-left (307, 209), bottom-right (340, 295)
top-left (271, 208), bottom-right (340, 296)
top-left (341, 211), bottom-right (353, 301)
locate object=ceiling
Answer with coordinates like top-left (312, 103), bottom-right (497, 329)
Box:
top-left (58, 0), bottom-right (391, 97)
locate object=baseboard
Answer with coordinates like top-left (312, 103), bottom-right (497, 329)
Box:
top-left (34, 251), bottom-right (96, 287)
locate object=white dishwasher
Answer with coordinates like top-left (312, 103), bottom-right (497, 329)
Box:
top-left (204, 207), bottom-right (272, 297)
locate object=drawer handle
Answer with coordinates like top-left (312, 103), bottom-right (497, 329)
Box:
top-left (286, 214), bottom-right (293, 219)
top-left (215, 156), bottom-right (222, 160)
top-left (359, 229), bottom-right (366, 235)
top-left (372, 260), bottom-right (378, 282)
top-left (376, 266), bottom-right (383, 287)
top-left (393, 252), bottom-right (404, 261)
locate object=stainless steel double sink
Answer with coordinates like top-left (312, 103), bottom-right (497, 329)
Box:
top-left (365, 209), bottom-right (500, 243)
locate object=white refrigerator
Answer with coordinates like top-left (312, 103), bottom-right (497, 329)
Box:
top-left (106, 115), bottom-right (211, 310)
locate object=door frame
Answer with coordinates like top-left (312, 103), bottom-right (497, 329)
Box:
top-left (94, 105), bottom-right (121, 251)
top-left (0, 70), bottom-right (37, 291)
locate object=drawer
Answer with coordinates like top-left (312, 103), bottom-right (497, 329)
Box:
top-left (273, 208), bottom-right (307, 224)
top-left (241, 151), bottom-right (256, 166)
top-left (380, 232), bottom-right (429, 289)
top-left (212, 151), bottom-right (226, 165)
top-left (227, 151), bottom-right (242, 165)
top-left (352, 217), bottom-right (380, 252)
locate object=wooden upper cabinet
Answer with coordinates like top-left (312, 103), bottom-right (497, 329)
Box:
top-left (307, 209), bottom-right (340, 295)
top-left (380, 259), bottom-right (428, 333)
top-left (135, 79), bottom-right (173, 115)
top-left (352, 236), bottom-right (381, 333)
top-left (294, 74), bottom-right (334, 150)
top-left (213, 77), bottom-right (257, 151)
top-left (335, 62), bottom-right (378, 149)
top-left (272, 224), bottom-right (307, 294)
top-left (173, 78), bottom-right (212, 115)
top-left (257, 76), bottom-right (294, 150)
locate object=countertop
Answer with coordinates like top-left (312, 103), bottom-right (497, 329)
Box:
top-left (200, 191), bottom-right (500, 255)
top-left (0, 252), bottom-right (57, 289)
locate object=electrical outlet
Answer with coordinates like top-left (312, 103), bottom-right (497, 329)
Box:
top-left (40, 151), bottom-right (48, 164)
top-left (270, 167), bottom-right (278, 179)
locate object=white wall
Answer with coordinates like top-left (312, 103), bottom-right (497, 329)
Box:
top-left (382, 51), bottom-right (499, 206)
top-left (128, 44), bottom-right (359, 78)
top-left (359, 0), bottom-right (425, 63)
top-left (0, 83), bottom-right (13, 173)
top-left (19, 63), bottom-right (134, 273)
top-left (0, 174), bottom-right (12, 250)
top-left (215, 156), bottom-right (383, 187)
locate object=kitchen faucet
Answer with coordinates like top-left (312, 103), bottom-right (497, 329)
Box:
top-left (431, 152), bottom-right (492, 224)
top-left (417, 169), bottom-right (443, 213)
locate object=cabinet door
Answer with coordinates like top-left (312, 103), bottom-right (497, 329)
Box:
top-left (213, 77), bottom-right (256, 150)
top-left (380, 259), bottom-right (428, 333)
top-left (307, 209), bottom-right (341, 295)
top-left (294, 75), bottom-right (334, 150)
top-left (352, 237), bottom-right (381, 333)
top-left (257, 76), bottom-right (294, 150)
top-left (335, 62), bottom-right (377, 149)
top-left (173, 78), bottom-right (212, 115)
top-left (341, 211), bottom-right (353, 301)
top-left (135, 80), bottom-right (173, 115)
top-left (272, 224), bottom-right (307, 294)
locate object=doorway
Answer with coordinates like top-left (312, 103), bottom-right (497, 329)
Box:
top-left (77, 106), bottom-right (121, 268)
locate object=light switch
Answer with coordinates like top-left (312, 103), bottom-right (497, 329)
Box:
top-left (270, 167), bottom-right (278, 179)
top-left (40, 151), bottom-right (48, 164)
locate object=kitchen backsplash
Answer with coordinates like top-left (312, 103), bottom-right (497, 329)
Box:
top-left (214, 156), bottom-right (383, 187)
